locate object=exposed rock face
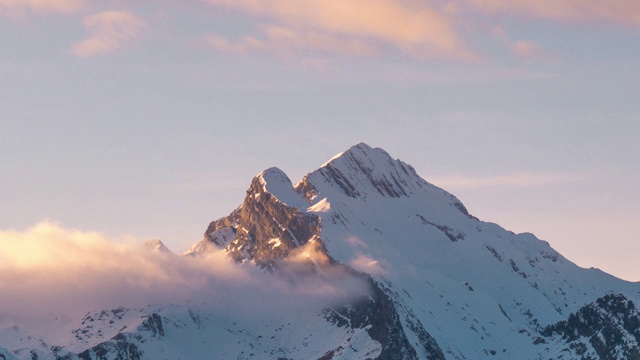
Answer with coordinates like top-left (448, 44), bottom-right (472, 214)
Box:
top-left (226, 169), bottom-right (324, 269)
top-left (326, 277), bottom-right (446, 360)
top-left (0, 348), bottom-right (16, 360)
top-left (184, 207), bottom-right (240, 256)
top-left (541, 294), bottom-right (640, 360)
top-left (78, 333), bottom-right (142, 360)
top-left (203, 206), bottom-right (241, 246)
top-left (188, 168), bottom-right (326, 269)
top-left (75, 312), bottom-right (167, 360)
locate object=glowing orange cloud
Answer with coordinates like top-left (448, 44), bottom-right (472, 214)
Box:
top-left (203, 0), bottom-right (475, 60)
top-left (0, 0), bottom-right (85, 14)
top-left (71, 10), bottom-right (146, 58)
top-left (466, 0), bottom-right (640, 27)
top-left (0, 220), bottom-right (252, 326)
top-left (0, 220), bottom-right (245, 281)
top-left (0, 221), bottom-right (370, 332)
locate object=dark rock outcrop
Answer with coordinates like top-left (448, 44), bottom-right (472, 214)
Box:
top-left (203, 207), bottom-right (241, 247)
top-left (541, 294), bottom-right (640, 359)
top-left (326, 277), bottom-right (445, 360)
top-left (223, 170), bottom-right (324, 269)
top-left (78, 333), bottom-right (142, 360)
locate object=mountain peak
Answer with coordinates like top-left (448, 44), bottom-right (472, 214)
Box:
top-left (301, 142), bottom-right (427, 200)
top-left (345, 142), bottom-right (379, 156)
top-left (320, 142), bottom-right (382, 168)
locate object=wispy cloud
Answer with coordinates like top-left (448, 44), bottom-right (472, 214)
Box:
top-left (202, 0), bottom-right (476, 60)
top-left (70, 10), bottom-right (146, 58)
top-left (350, 254), bottom-right (387, 276)
top-left (465, 0), bottom-right (640, 27)
top-left (429, 172), bottom-right (585, 189)
top-left (0, 0), bottom-right (85, 15)
top-left (206, 25), bottom-right (377, 57)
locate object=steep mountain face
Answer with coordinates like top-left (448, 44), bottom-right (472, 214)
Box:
top-left (2, 143), bottom-right (639, 360)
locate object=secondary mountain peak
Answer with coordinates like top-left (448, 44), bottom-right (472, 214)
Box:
top-left (256, 167), bottom-right (308, 209)
top-left (142, 239), bottom-right (172, 254)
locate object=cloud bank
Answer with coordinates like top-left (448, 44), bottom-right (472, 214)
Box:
top-left (3, 0), bottom-right (639, 61)
top-left (203, 0), bottom-right (475, 60)
top-left (0, 221), bottom-right (369, 334)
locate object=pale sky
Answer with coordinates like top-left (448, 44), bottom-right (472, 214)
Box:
top-left (1, 1), bottom-right (639, 280)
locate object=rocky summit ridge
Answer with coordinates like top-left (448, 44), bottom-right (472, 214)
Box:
top-left (2, 143), bottom-right (640, 360)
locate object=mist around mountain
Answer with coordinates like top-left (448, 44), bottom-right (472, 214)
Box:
top-left (1, 143), bottom-right (639, 360)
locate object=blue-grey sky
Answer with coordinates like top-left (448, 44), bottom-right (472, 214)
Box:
top-left (1, 0), bottom-right (639, 280)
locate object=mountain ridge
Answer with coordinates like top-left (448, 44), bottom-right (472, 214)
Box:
top-left (175, 142), bottom-right (640, 359)
top-left (2, 142), bottom-right (639, 360)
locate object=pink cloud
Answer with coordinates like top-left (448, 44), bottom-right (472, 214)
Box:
top-left (466, 0), bottom-right (640, 27)
top-left (203, 0), bottom-right (475, 60)
top-left (71, 10), bottom-right (146, 58)
top-left (207, 25), bottom-right (377, 57)
top-left (0, 0), bottom-right (85, 14)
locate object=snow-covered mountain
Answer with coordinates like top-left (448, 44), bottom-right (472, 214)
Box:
top-left (2, 143), bottom-right (639, 360)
